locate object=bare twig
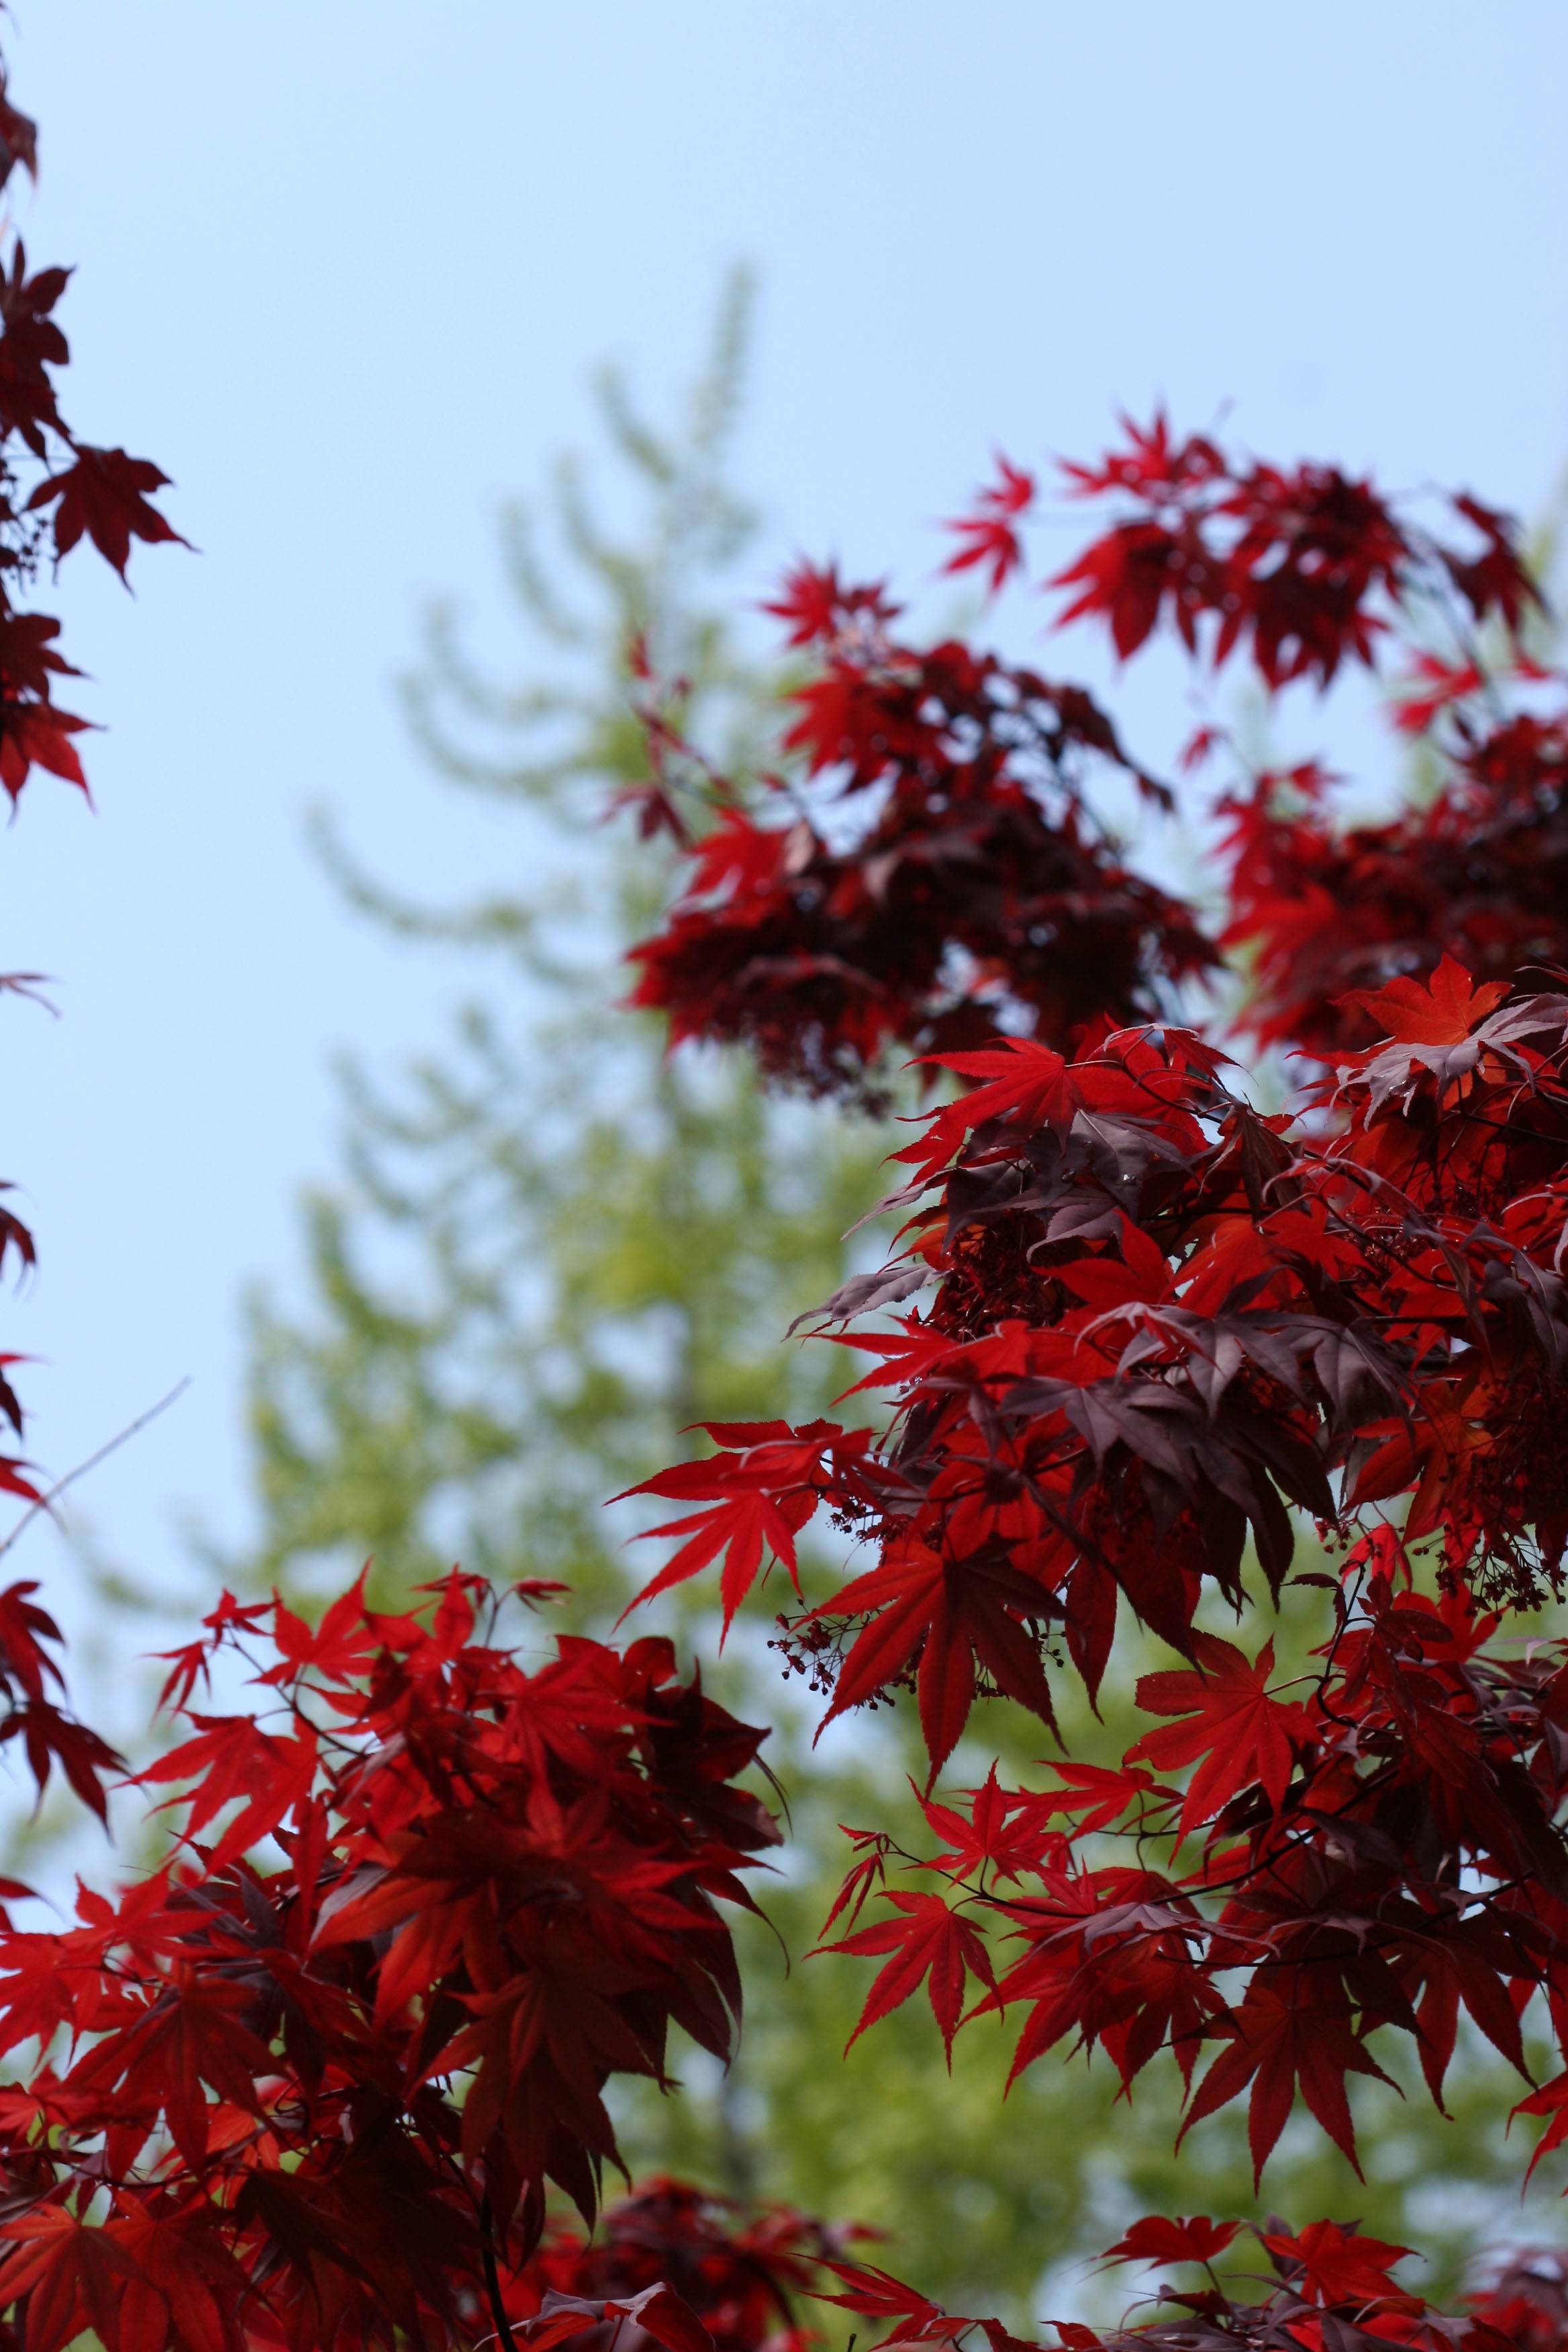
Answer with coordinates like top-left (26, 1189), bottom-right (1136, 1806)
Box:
top-left (0, 1377), bottom-right (191, 1563)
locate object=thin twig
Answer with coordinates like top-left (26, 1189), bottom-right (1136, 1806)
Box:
top-left (0, 1377), bottom-right (192, 1563)
top-left (479, 2192), bottom-right (523, 2352)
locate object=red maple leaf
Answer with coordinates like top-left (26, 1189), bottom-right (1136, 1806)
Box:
top-left (824, 1890), bottom-right (994, 2058)
top-left (1182, 1991), bottom-right (1395, 2184)
top-left (0, 2207), bottom-right (142, 2352)
top-left (1261, 2220), bottom-right (1414, 2309)
top-left (942, 455), bottom-right (1036, 594)
top-left (137, 1715), bottom-right (318, 1867)
top-left (64, 1971), bottom-right (273, 2171)
top-left (817, 1549), bottom-right (1057, 1777)
top-left (1100, 2216), bottom-right (1242, 2269)
top-left (1128, 1636), bottom-right (1309, 1834)
top-left (1345, 952), bottom-right (1510, 1046)
top-left (28, 444), bottom-right (188, 578)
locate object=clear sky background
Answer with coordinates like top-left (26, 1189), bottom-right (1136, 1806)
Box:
top-left (4, 2), bottom-right (1567, 1619)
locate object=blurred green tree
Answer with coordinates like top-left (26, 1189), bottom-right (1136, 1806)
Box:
top-left (235, 273), bottom-right (880, 1615)
top-left (229, 283), bottom-right (1553, 2323)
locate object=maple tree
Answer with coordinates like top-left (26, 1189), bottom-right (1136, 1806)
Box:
top-left (5, 23), bottom-right (1568, 2331)
top-left (607, 414), bottom-right (1568, 2347)
top-left (0, 28), bottom-right (180, 1816)
top-left (0, 1571), bottom-right (794, 2352)
top-left (626, 970), bottom-right (1568, 2172)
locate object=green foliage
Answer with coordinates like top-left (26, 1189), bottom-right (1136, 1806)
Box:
top-left (232, 287), bottom-right (1552, 2323)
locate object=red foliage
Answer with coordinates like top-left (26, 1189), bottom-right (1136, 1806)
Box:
top-left (0, 1574), bottom-right (781, 2352)
top-left (817, 2216), bottom-right (1527, 2352)
top-left (814, 1557), bottom-right (1568, 2184)
top-left (1221, 697), bottom-right (1568, 1058)
top-left (509, 2177), bottom-right (859, 2352)
top-left (1047, 412), bottom-right (1559, 1057)
top-left (0, 51), bottom-right (183, 807)
top-left (0, 1576), bottom-right (119, 1818)
top-left (1053, 411), bottom-right (1533, 688)
top-left (607, 416), bottom-right (1568, 2324)
top-left (625, 580), bottom-right (1213, 1104)
top-left (0, 32), bottom-right (180, 1780)
top-left (626, 419), bottom-right (1555, 1097)
top-left (632, 966), bottom-right (1568, 1694)
top-left (942, 456), bottom-right (1036, 596)
top-left (626, 962), bottom-right (1568, 2174)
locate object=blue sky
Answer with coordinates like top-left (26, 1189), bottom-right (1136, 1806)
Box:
top-left (4, 1), bottom-right (1567, 1614)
